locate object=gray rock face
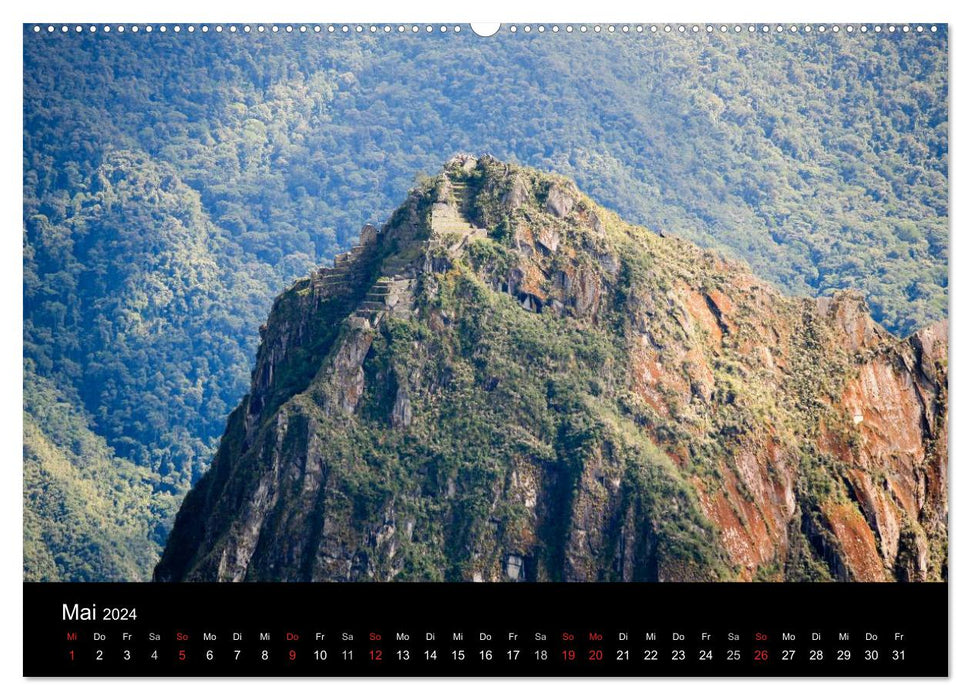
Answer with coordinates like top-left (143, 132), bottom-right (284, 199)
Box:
top-left (505, 554), bottom-right (524, 580)
top-left (503, 174), bottom-right (531, 209)
top-left (391, 384), bottom-right (412, 428)
top-left (327, 326), bottom-right (374, 416)
top-left (545, 184), bottom-right (576, 218)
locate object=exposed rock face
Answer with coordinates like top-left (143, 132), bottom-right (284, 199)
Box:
top-left (545, 183), bottom-right (577, 218)
top-left (156, 156), bottom-right (948, 583)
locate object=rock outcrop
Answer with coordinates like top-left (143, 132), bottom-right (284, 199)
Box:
top-left (156, 155), bottom-right (947, 583)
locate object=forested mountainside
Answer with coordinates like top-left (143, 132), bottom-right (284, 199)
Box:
top-left (23, 28), bottom-right (947, 580)
top-left (157, 157), bottom-right (947, 583)
top-left (24, 369), bottom-right (173, 580)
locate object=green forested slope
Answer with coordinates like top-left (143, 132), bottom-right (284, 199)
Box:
top-left (24, 369), bottom-right (174, 580)
top-left (23, 27), bottom-right (947, 580)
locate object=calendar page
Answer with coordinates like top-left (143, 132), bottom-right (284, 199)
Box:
top-left (22, 20), bottom-right (948, 678)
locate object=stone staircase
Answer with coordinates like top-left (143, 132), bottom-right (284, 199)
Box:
top-left (352, 277), bottom-right (392, 323)
top-left (430, 177), bottom-right (488, 252)
top-left (312, 243), bottom-right (371, 298)
top-left (450, 179), bottom-right (473, 218)
top-left (351, 275), bottom-right (416, 324)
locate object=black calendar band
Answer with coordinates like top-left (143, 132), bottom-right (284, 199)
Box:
top-left (24, 582), bottom-right (947, 677)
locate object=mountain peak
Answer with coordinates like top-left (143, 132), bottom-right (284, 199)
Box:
top-left (155, 161), bottom-right (947, 584)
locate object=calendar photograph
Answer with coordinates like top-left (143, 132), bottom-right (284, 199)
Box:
top-left (21, 18), bottom-right (952, 679)
top-left (23, 23), bottom-right (948, 587)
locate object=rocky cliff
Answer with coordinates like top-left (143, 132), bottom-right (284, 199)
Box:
top-left (155, 155), bottom-right (947, 583)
